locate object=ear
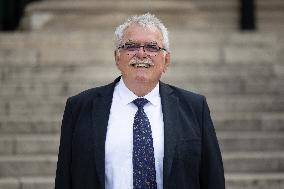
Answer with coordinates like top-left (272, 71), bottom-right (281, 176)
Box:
top-left (114, 50), bottom-right (120, 65)
top-left (163, 52), bottom-right (170, 73)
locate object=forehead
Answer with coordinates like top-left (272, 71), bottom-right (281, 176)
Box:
top-left (122, 24), bottom-right (163, 44)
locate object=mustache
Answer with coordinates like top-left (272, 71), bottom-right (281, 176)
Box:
top-left (129, 57), bottom-right (154, 66)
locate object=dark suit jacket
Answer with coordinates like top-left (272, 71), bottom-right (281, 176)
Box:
top-left (55, 77), bottom-right (225, 189)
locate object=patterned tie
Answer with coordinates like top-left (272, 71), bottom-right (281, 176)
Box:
top-left (132, 98), bottom-right (157, 189)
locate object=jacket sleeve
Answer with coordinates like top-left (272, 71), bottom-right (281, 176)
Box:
top-left (199, 97), bottom-right (226, 189)
top-left (55, 98), bottom-right (74, 189)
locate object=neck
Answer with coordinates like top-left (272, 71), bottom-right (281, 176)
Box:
top-left (122, 77), bottom-right (158, 97)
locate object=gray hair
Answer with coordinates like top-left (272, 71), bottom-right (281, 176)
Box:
top-left (114, 13), bottom-right (170, 51)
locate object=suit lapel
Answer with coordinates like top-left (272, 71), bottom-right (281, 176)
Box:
top-left (160, 82), bottom-right (179, 184)
top-left (92, 77), bottom-right (120, 189)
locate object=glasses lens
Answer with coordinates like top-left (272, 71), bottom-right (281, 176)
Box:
top-left (145, 44), bottom-right (159, 52)
top-left (124, 43), bottom-right (140, 51)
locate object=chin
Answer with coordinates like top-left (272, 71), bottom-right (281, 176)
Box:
top-left (134, 76), bottom-right (149, 83)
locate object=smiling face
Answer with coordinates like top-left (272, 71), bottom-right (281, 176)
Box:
top-left (114, 24), bottom-right (170, 95)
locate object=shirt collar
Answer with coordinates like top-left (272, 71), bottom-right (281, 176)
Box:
top-left (117, 78), bottom-right (160, 106)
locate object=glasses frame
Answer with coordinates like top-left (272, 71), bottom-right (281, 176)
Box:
top-left (118, 42), bottom-right (166, 55)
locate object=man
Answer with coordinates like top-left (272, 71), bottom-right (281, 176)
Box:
top-left (55, 13), bottom-right (225, 189)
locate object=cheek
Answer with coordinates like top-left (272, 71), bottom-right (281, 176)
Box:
top-left (116, 61), bottom-right (127, 73)
top-left (117, 56), bottom-right (130, 68)
top-left (154, 59), bottom-right (166, 70)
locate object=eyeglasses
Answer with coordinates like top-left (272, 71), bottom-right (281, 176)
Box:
top-left (118, 42), bottom-right (166, 56)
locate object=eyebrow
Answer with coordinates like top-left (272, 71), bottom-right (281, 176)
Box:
top-left (147, 41), bottom-right (158, 45)
top-left (124, 40), bottom-right (158, 45)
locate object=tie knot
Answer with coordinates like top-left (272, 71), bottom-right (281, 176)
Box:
top-left (133, 98), bottom-right (149, 108)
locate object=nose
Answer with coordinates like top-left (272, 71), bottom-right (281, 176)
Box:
top-left (136, 46), bottom-right (147, 59)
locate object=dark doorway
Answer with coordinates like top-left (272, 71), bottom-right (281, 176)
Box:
top-left (240, 0), bottom-right (256, 30)
top-left (0, 0), bottom-right (42, 31)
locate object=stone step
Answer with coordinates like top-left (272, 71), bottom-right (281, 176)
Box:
top-left (0, 110), bottom-right (284, 124)
top-left (1, 132), bottom-right (284, 155)
top-left (22, 0), bottom-right (238, 31)
top-left (1, 62), bottom-right (278, 80)
top-left (0, 79), bottom-right (282, 99)
top-left (0, 95), bottom-right (282, 119)
top-left (218, 132), bottom-right (284, 152)
top-left (2, 45), bottom-right (276, 65)
top-left (0, 152), bottom-right (284, 177)
top-left (258, 0), bottom-right (284, 10)
top-left (0, 155), bottom-right (56, 177)
top-left (22, 0), bottom-right (284, 31)
top-left (223, 152), bottom-right (284, 173)
top-left (1, 33), bottom-right (282, 65)
top-left (214, 113), bottom-right (284, 132)
top-left (0, 99), bottom-right (66, 119)
top-left (1, 173), bottom-right (284, 189)
top-left (0, 177), bottom-right (54, 189)
top-left (207, 95), bottom-right (284, 113)
top-left (0, 115), bottom-right (282, 135)
top-left (0, 112), bottom-right (283, 135)
top-left (1, 61), bottom-right (282, 96)
top-left (225, 173), bottom-right (284, 189)
top-left (0, 30), bottom-right (282, 67)
top-left (167, 78), bottom-right (283, 97)
top-left (26, 0), bottom-right (236, 13)
top-left (0, 135), bottom-right (59, 155)
top-left (0, 113), bottom-right (283, 135)
top-left (0, 100), bottom-right (283, 121)
top-left (1, 78), bottom-right (283, 99)
top-left (0, 120), bottom-right (60, 135)
top-left (1, 30), bottom-right (282, 52)
top-left (1, 72), bottom-right (282, 97)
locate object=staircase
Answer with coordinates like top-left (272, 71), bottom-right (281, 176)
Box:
top-left (0, 0), bottom-right (284, 188)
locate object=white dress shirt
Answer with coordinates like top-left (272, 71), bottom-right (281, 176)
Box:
top-left (105, 79), bottom-right (164, 189)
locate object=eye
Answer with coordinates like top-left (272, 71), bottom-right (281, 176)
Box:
top-left (145, 44), bottom-right (159, 52)
top-left (125, 43), bottom-right (139, 51)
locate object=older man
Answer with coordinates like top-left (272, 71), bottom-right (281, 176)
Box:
top-left (55, 13), bottom-right (225, 189)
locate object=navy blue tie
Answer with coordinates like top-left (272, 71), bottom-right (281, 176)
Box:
top-left (132, 98), bottom-right (157, 189)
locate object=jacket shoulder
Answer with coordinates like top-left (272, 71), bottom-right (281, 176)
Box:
top-left (167, 84), bottom-right (205, 106)
top-left (67, 82), bottom-right (114, 107)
